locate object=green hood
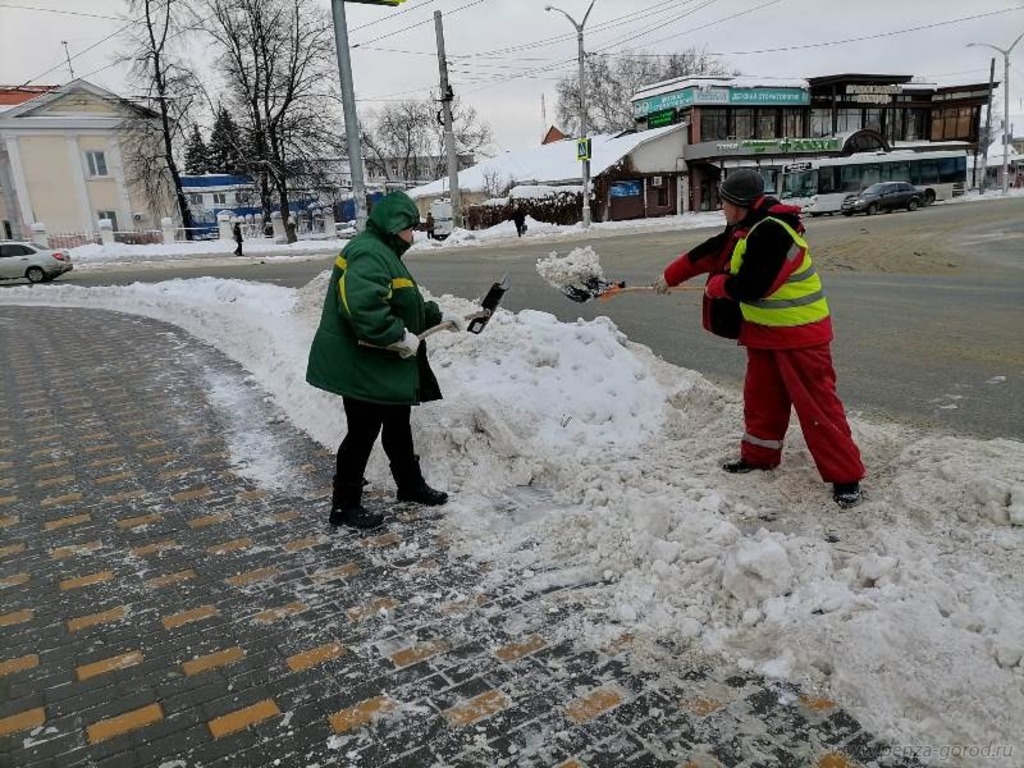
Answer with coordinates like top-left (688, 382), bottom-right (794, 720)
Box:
top-left (367, 191), bottom-right (420, 256)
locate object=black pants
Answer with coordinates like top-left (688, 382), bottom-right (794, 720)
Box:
top-left (334, 397), bottom-right (415, 491)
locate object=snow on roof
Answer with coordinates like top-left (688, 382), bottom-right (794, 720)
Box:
top-left (632, 75), bottom-right (809, 103)
top-left (407, 123), bottom-right (685, 199)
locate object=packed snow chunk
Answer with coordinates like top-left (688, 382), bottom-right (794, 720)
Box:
top-left (720, 530), bottom-right (794, 608)
top-left (536, 246), bottom-right (605, 291)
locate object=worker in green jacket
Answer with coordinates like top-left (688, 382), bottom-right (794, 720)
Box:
top-left (306, 191), bottom-right (462, 529)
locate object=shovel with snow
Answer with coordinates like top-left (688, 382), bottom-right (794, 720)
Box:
top-left (537, 246), bottom-right (697, 303)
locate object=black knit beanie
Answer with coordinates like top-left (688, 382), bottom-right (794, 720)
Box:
top-left (719, 169), bottom-right (765, 206)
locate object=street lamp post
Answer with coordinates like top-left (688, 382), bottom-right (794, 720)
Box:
top-left (968, 31), bottom-right (1024, 195)
top-left (545, 1), bottom-right (596, 228)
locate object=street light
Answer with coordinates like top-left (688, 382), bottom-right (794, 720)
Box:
top-left (968, 30), bottom-right (1024, 195)
top-left (546, 1), bottom-right (596, 228)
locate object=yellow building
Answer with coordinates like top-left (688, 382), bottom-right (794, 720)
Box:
top-left (0, 80), bottom-right (175, 241)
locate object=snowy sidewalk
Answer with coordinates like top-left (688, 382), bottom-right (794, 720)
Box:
top-left (0, 304), bottom-right (928, 768)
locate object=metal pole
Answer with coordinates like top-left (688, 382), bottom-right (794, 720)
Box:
top-left (1002, 52), bottom-right (1010, 194)
top-left (434, 10), bottom-right (462, 229)
top-left (577, 25), bottom-right (591, 228)
top-left (331, 0), bottom-right (367, 232)
top-left (982, 57), bottom-right (995, 194)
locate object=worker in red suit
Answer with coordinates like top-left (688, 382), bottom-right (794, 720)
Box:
top-left (655, 168), bottom-right (864, 508)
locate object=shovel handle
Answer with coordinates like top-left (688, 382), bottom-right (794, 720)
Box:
top-left (358, 310), bottom-right (490, 351)
top-left (597, 284), bottom-right (702, 301)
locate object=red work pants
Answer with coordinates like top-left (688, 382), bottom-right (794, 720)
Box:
top-left (740, 345), bottom-right (864, 484)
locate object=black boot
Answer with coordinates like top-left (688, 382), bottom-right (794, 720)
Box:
top-left (832, 482), bottom-right (862, 509)
top-left (391, 457), bottom-right (448, 506)
top-left (722, 459), bottom-right (777, 474)
top-left (329, 482), bottom-right (384, 529)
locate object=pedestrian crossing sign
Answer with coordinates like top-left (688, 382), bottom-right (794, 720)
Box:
top-left (576, 137), bottom-right (591, 162)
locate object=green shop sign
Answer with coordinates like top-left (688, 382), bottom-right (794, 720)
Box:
top-left (714, 137), bottom-right (842, 154)
top-left (634, 86), bottom-right (809, 117)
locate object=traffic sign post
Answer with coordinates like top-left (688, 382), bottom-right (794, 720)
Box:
top-left (576, 137), bottom-right (591, 162)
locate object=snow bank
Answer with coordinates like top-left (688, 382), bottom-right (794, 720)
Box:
top-left (69, 237), bottom-right (350, 265)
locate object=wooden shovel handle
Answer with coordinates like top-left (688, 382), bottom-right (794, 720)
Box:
top-left (357, 310), bottom-right (490, 350)
top-left (597, 284), bottom-right (702, 301)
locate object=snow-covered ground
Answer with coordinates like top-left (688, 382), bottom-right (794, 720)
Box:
top-left (0, 273), bottom-right (1020, 766)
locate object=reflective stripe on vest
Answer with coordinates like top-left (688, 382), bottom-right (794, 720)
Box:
top-left (335, 255), bottom-right (416, 313)
top-left (729, 217), bottom-right (829, 328)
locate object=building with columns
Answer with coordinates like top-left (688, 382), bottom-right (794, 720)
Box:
top-left (0, 80), bottom-right (174, 241)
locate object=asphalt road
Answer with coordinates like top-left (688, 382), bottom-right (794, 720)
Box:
top-left (24, 198), bottom-right (1024, 440)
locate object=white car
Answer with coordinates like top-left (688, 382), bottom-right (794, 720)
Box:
top-left (0, 241), bottom-right (74, 283)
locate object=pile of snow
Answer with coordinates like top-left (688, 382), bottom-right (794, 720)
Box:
top-left (68, 237), bottom-right (350, 266)
top-left (1, 276), bottom-right (1022, 765)
top-left (535, 246), bottom-right (605, 292)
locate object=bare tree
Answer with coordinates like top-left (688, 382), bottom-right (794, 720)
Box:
top-left (204, 0), bottom-right (340, 242)
top-left (122, 0), bottom-right (200, 236)
top-left (427, 95), bottom-right (492, 178)
top-left (556, 48), bottom-right (733, 135)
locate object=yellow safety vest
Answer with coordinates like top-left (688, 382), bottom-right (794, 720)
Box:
top-left (728, 217), bottom-right (829, 328)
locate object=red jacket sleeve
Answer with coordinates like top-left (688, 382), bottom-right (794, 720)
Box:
top-left (663, 230), bottom-right (734, 286)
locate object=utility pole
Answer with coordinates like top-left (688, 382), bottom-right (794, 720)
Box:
top-left (546, 1), bottom-right (596, 227)
top-left (434, 10), bottom-right (462, 229)
top-left (61, 41), bottom-right (75, 79)
top-left (968, 31), bottom-right (1024, 194)
top-left (981, 58), bottom-right (995, 194)
top-left (331, 0), bottom-right (368, 232)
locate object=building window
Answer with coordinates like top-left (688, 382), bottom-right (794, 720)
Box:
top-left (782, 108), bottom-right (804, 138)
top-left (904, 109), bottom-right (927, 141)
top-left (810, 108), bottom-right (831, 137)
top-left (189, 193), bottom-right (203, 205)
top-left (700, 108), bottom-right (729, 140)
top-left (654, 183), bottom-right (668, 207)
top-left (756, 109), bottom-right (778, 139)
top-left (235, 191), bottom-right (251, 204)
top-left (863, 108), bottom-right (883, 133)
top-left (836, 108), bottom-right (862, 133)
top-left (732, 109), bottom-right (754, 139)
top-left (97, 210), bottom-right (118, 230)
top-left (85, 151), bottom-right (108, 177)
top-left (212, 193), bottom-right (227, 205)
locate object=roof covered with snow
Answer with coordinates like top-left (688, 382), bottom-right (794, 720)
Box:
top-left (407, 123), bottom-right (685, 199)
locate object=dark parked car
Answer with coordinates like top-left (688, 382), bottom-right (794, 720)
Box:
top-left (841, 182), bottom-right (924, 216)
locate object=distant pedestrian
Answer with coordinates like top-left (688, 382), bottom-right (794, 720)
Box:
top-left (512, 205), bottom-right (527, 237)
top-left (425, 211), bottom-right (435, 240)
top-left (233, 221), bottom-right (243, 256)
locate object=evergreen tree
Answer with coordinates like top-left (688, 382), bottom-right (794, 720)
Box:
top-left (208, 105), bottom-right (243, 174)
top-left (184, 124), bottom-right (209, 175)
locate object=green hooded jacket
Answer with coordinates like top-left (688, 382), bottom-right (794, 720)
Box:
top-left (305, 191), bottom-right (443, 404)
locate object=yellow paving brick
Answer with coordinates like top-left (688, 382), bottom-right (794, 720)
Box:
top-left (818, 754), bottom-right (855, 768)
top-left (162, 605), bottom-right (218, 630)
top-left (226, 566), bottom-right (280, 587)
top-left (87, 456), bottom-right (125, 469)
top-left (104, 490), bottom-right (144, 504)
top-left (207, 538), bottom-right (252, 555)
top-left (237, 489), bottom-right (264, 501)
top-left (189, 512), bottom-right (230, 528)
top-left (208, 699), bottom-right (280, 739)
top-left (87, 703), bottom-right (163, 744)
top-left (0, 609), bottom-right (33, 627)
top-left (36, 474), bottom-right (75, 489)
top-left (131, 539), bottom-right (177, 557)
top-left (283, 535), bottom-right (322, 552)
top-left (555, 761), bottom-right (586, 768)
top-left (495, 635), bottom-right (547, 663)
top-left (76, 651), bottom-right (143, 681)
top-left (0, 654), bottom-right (39, 677)
top-left (136, 440), bottom-right (165, 450)
top-left (253, 602), bottom-right (307, 624)
top-left (76, 432), bottom-right (109, 441)
top-left (116, 513), bottom-right (162, 530)
top-left (391, 640), bottom-right (446, 668)
top-left (800, 695), bottom-right (839, 712)
top-left (0, 707), bottom-right (46, 736)
top-left (145, 569), bottom-right (195, 589)
top-left (286, 642), bottom-right (346, 673)
top-left (27, 433), bottom-right (60, 443)
top-left (361, 532), bottom-right (400, 549)
top-left (59, 570), bottom-right (115, 591)
top-left (444, 689), bottom-right (511, 727)
top-left (171, 486), bottom-right (210, 503)
top-left (95, 472), bottom-right (132, 485)
top-left (313, 563), bottom-right (359, 583)
top-left (50, 540), bottom-right (102, 559)
top-left (32, 459), bottom-right (68, 472)
top-left (158, 468), bottom-right (194, 481)
top-left (683, 696), bottom-right (726, 717)
top-left (328, 696), bottom-right (396, 733)
top-left (68, 606), bottom-right (126, 632)
top-left (0, 573), bottom-right (28, 589)
top-left (182, 646), bottom-right (245, 676)
top-left (43, 513), bottom-right (90, 531)
top-left (0, 513), bottom-right (18, 524)
top-left (565, 687), bottom-right (623, 723)
top-left (83, 443), bottom-right (118, 455)
top-left (0, 543), bottom-right (25, 558)
top-left (347, 597), bottom-right (398, 623)
top-left (40, 492), bottom-right (84, 509)
top-left (272, 510), bottom-right (299, 523)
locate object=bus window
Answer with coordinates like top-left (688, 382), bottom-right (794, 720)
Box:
top-left (819, 168), bottom-right (835, 194)
top-left (939, 157), bottom-right (962, 183)
top-left (861, 164), bottom-right (881, 186)
top-left (885, 161), bottom-right (911, 182)
top-left (917, 160), bottom-right (939, 184)
top-left (839, 165), bottom-right (861, 191)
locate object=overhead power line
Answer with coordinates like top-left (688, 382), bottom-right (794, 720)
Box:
top-left (0, 3), bottom-right (121, 20)
top-left (350, 0), bottom-right (487, 49)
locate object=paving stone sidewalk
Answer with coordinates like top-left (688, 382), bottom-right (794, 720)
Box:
top-left (0, 306), bottom-right (923, 768)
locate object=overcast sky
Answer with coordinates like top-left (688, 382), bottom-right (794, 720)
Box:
top-left (2, 0), bottom-right (1023, 151)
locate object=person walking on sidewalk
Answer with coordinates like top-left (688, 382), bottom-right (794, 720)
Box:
top-left (306, 190), bottom-right (462, 529)
top-left (233, 220), bottom-right (243, 256)
top-left (654, 168), bottom-right (864, 508)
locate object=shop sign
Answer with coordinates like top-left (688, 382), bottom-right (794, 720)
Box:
top-left (634, 86), bottom-right (809, 117)
top-left (609, 180), bottom-right (642, 198)
top-left (714, 137), bottom-right (842, 154)
top-left (845, 84), bottom-right (900, 104)
top-left (647, 108), bottom-right (677, 128)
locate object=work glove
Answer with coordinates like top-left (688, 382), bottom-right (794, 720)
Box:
top-left (391, 329), bottom-right (421, 359)
top-left (441, 311), bottom-right (466, 332)
top-left (653, 275), bottom-right (671, 295)
top-left (704, 274), bottom-right (729, 300)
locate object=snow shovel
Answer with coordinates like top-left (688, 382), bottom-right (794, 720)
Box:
top-left (561, 275), bottom-right (700, 303)
top-left (359, 275), bottom-right (510, 351)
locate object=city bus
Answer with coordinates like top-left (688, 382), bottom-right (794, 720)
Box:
top-left (780, 149), bottom-right (967, 215)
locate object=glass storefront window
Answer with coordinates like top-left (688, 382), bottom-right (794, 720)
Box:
top-left (864, 108), bottom-right (883, 132)
top-left (836, 108), bottom-right (863, 133)
top-left (757, 109), bottom-right (778, 139)
top-left (701, 108), bottom-right (729, 140)
top-left (733, 109), bottom-right (754, 139)
top-left (783, 109), bottom-right (804, 137)
top-left (811, 108), bottom-right (831, 137)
